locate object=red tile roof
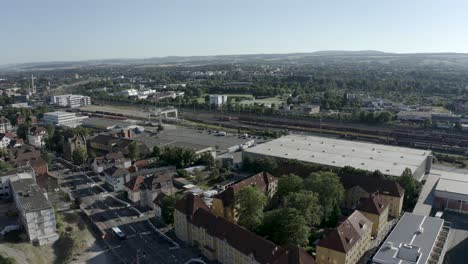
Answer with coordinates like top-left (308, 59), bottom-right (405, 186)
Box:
top-left (317, 211), bottom-right (372, 253)
top-left (340, 174), bottom-right (404, 198)
top-left (124, 176), bottom-right (144, 192)
top-left (357, 194), bottom-right (389, 215)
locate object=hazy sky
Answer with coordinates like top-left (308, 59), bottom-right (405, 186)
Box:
top-left (2, 0), bottom-right (468, 64)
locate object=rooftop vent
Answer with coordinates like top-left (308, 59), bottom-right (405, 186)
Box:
top-left (311, 155), bottom-right (316, 158)
top-left (322, 150), bottom-right (326, 153)
top-left (332, 145), bottom-right (335, 147)
top-left (332, 161), bottom-right (336, 163)
top-left (267, 148), bottom-right (272, 151)
top-left (401, 156), bottom-right (404, 158)
top-left (297, 148), bottom-right (300, 151)
top-left (352, 149), bottom-right (355, 152)
top-left (370, 157), bottom-right (374, 160)
top-left (320, 141), bottom-right (324, 144)
top-left (361, 163), bottom-right (365, 165)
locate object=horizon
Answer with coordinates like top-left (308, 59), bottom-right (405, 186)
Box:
top-left (4, 49), bottom-right (468, 67)
top-left (2, 0), bottom-right (468, 64)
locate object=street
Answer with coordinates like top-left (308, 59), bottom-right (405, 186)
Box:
top-left (55, 159), bottom-right (203, 264)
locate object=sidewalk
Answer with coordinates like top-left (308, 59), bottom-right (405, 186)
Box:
top-left (412, 172), bottom-right (441, 216)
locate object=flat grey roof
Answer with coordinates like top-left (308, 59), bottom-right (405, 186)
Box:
top-left (372, 213), bottom-right (444, 264)
top-left (244, 135), bottom-right (431, 177)
top-left (434, 170), bottom-right (468, 196)
top-left (10, 178), bottom-right (53, 213)
top-left (43, 111), bottom-right (74, 116)
top-left (82, 117), bottom-right (135, 130)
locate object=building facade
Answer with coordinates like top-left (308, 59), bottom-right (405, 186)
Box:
top-left (50, 94), bottom-right (91, 108)
top-left (174, 193), bottom-right (316, 264)
top-left (42, 111), bottom-right (88, 127)
top-left (63, 134), bottom-right (87, 161)
top-left (10, 178), bottom-right (59, 246)
top-left (357, 194), bottom-right (389, 238)
top-left (0, 117), bottom-right (12, 133)
top-left (316, 211), bottom-right (372, 264)
top-left (209, 95), bottom-right (228, 107)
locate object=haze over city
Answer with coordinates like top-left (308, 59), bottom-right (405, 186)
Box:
top-left (2, 0), bottom-right (468, 64)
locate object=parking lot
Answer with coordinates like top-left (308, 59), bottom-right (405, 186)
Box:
top-left (135, 124), bottom-right (259, 154)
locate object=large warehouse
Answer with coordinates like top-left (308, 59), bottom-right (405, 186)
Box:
top-left (243, 135), bottom-right (433, 179)
top-left (434, 170), bottom-right (468, 214)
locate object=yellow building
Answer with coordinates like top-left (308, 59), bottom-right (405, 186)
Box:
top-left (211, 172), bottom-right (278, 222)
top-left (174, 193), bottom-right (316, 264)
top-left (340, 174), bottom-right (404, 218)
top-left (357, 194), bottom-right (389, 238)
top-left (316, 211), bottom-right (372, 264)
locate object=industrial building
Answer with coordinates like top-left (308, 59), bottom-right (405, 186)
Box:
top-left (50, 94), bottom-right (91, 108)
top-left (372, 212), bottom-right (448, 264)
top-left (434, 170), bottom-right (468, 214)
top-left (243, 135), bottom-right (432, 179)
top-left (42, 111), bottom-right (88, 128)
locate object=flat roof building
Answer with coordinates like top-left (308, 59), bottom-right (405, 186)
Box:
top-left (50, 94), bottom-right (91, 108)
top-left (42, 111), bottom-right (88, 128)
top-left (243, 135), bottom-right (432, 179)
top-left (372, 212), bottom-right (447, 264)
top-left (434, 170), bottom-right (468, 214)
top-left (10, 178), bottom-right (59, 246)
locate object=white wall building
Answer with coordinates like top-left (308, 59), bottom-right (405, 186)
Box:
top-left (50, 94), bottom-right (91, 108)
top-left (116, 89), bottom-right (138, 97)
top-left (10, 178), bottom-right (59, 246)
top-left (42, 111), bottom-right (88, 128)
top-left (26, 127), bottom-right (48, 148)
top-left (0, 167), bottom-right (35, 202)
top-left (0, 117), bottom-right (12, 133)
top-left (209, 95), bottom-right (228, 107)
top-left (0, 134), bottom-right (11, 149)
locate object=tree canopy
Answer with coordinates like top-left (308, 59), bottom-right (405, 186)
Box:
top-left (282, 191), bottom-right (322, 226)
top-left (259, 208), bottom-right (310, 247)
top-left (72, 147), bottom-right (88, 166)
top-left (304, 171), bottom-right (344, 223)
top-left (236, 186), bottom-right (267, 231)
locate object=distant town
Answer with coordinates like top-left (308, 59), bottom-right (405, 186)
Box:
top-left (0, 52), bottom-right (467, 264)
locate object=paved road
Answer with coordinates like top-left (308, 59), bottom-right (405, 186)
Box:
top-left (57, 160), bottom-right (202, 264)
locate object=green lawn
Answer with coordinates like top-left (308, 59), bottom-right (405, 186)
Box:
top-left (239, 96), bottom-right (284, 106)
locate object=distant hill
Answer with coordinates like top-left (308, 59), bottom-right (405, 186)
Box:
top-left (2, 50), bottom-right (468, 71)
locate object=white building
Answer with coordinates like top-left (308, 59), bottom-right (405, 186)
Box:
top-left (26, 126), bottom-right (48, 148)
top-left (42, 111), bottom-right (88, 128)
top-left (0, 117), bottom-right (12, 133)
top-left (209, 95), bottom-right (228, 107)
top-left (10, 178), bottom-right (59, 246)
top-left (434, 170), bottom-right (468, 214)
top-left (0, 167), bottom-right (35, 202)
top-left (243, 134), bottom-right (433, 179)
top-left (116, 89), bottom-right (138, 97)
top-left (50, 94), bottom-right (91, 108)
top-left (372, 212), bottom-right (447, 264)
top-left (0, 134), bottom-right (11, 149)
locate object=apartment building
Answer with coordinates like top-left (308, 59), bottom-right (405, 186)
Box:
top-left (0, 166), bottom-right (35, 202)
top-left (50, 94), bottom-right (91, 108)
top-left (10, 178), bottom-right (59, 246)
top-left (209, 95), bottom-right (228, 107)
top-left (316, 211), bottom-right (372, 264)
top-left (26, 126), bottom-right (48, 148)
top-left (340, 174), bottom-right (404, 217)
top-left (174, 193), bottom-right (316, 264)
top-left (212, 172), bottom-right (278, 222)
top-left (0, 117), bottom-right (12, 133)
top-left (357, 194), bottom-right (389, 238)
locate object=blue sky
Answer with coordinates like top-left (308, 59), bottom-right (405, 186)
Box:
top-left (1, 0), bottom-right (468, 64)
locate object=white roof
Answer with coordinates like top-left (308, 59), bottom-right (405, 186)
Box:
top-left (434, 170), bottom-right (468, 196)
top-left (244, 135), bottom-right (431, 177)
top-left (44, 111), bottom-right (75, 116)
top-left (373, 213), bottom-right (444, 264)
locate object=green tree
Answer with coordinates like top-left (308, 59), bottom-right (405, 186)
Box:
top-left (283, 191), bottom-right (322, 226)
top-left (254, 157), bottom-right (278, 173)
top-left (304, 171), bottom-right (344, 223)
top-left (398, 168), bottom-right (419, 209)
top-left (16, 124), bottom-right (29, 140)
top-left (0, 255), bottom-right (16, 264)
top-left (161, 195), bottom-right (177, 225)
top-left (197, 152), bottom-right (215, 168)
top-left (259, 208), bottom-right (310, 246)
top-left (128, 141), bottom-right (140, 161)
top-left (0, 162), bottom-right (11, 172)
top-left (72, 147), bottom-right (88, 166)
top-left (276, 174), bottom-right (304, 200)
top-left (236, 186), bottom-right (267, 231)
top-left (152, 146), bottom-right (161, 158)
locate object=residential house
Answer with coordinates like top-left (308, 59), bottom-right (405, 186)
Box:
top-left (356, 194), bottom-right (389, 238)
top-left (124, 166), bottom-right (176, 208)
top-left (88, 135), bottom-right (134, 154)
top-left (16, 114), bottom-right (26, 126)
top-left (26, 126), bottom-right (48, 148)
top-left (212, 172), bottom-right (278, 222)
top-left (8, 144), bottom-right (42, 162)
top-left (153, 192), bottom-right (167, 218)
top-left (174, 193), bottom-right (316, 264)
top-left (63, 134), bottom-right (87, 161)
top-left (0, 117), bottom-right (12, 133)
top-left (340, 174), bottom-right (404, 217)
top-left (316, 211), bottom-right (372, 264)
top-left (10, 178), bottom-right (59, 245)
top-left (90, 152), bottom-right (131, 174)
top-left (0, 133), bottom-right (11, 149)
top-left (103, 166), bottom-right (130, 191)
